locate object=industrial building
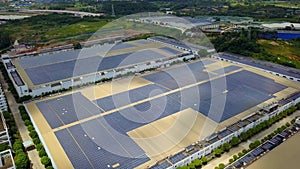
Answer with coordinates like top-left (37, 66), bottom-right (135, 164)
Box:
top-left (2, 37), bottom-right (193, 97)
top-left (23, 53), bottom-right (300, 169)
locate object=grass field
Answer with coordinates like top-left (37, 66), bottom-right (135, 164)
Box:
top-left (258, 39), bottom-right (300, 68)
top-left (43, 21), bottom-right (109, 39)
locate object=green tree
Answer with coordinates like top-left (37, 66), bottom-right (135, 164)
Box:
top-left (14, 152), bottom-right (29, 169)
top-left (197, 49), bottom-right (209, 57)
top-left (222, 143), bottom-right (231, 152)
top-left (0, 31), bottom-right (12, 50)
top-left (73, 42), bottom-right (82, 49)
top-left (193, 159), bottom-right (202, 168)
top-left (214, 148), bottom-right (223, 157)
top-left (13, 139), bottom-right (23, 152)
top-left (201, 157), bottom-right (208, 165)
top-left (230, 137), bottom-right (240, 147)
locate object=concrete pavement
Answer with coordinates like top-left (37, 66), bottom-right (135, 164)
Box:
top-left (0, 71), bottom-right (45, 169)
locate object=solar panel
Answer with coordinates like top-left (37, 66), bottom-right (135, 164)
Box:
top-left (159, 47), bottom-right (182, 55)
top-left (169, 152), bottom-right (186, 164)
top-left (94, 84), bottom-right (169, 112)
top-left (220, 53), bottom-right (300, 78)
top-left (213, 65), bottom-right (241, 74)
top-left (149, 161), bottom-right (171, 169)
top-left (37, 92), bottom-right (102, 128)
top-left (57, 121), bottom-right (150, 169)
top-left (22, 48), bottom-right (167, 85)
top-left (261, 142), bottom-right (275, 150)
top-left (111, 43), bottom-right (135, 50)
top-left (251, 147), bottom-right (264, 157)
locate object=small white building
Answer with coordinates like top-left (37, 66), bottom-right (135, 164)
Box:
top-left (0, 85), bottom-right (7, 112)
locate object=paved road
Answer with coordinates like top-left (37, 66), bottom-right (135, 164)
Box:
top-left (0, 71), bottom-right (45, 169)
top-left (202, 110), bottom-right (300, 169)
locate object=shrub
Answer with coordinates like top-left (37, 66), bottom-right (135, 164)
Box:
top-left (242, 149), bottom-right (248, 154)
top-left (21, 114), bottom-right (29, 121)
top-left (0, 144), bottom-right (10, 152)
top-left (27, 125), bottom-right (34, 132)
top-left (13, 139), bottom-right (23, 152)
top-left (46, 166), bottom-right (54, 169)
top-left (219, 163), bottom-right (225, 169)
top-left (36, 144), bottom-right (43, 151)
top-left (33, 138), bottom-right (41, 145)
top-left (29, 130), bottom-right (38, 139)
top-left (24, 120), bottom-right (32, 126)
top-left (41, 156), bottom-right (51, 167)
top-left (238, 152), bottom-right (243, 158)
top-left (2, 111), bottom-right (10, 119)
top-left (229, 158), bottom-right (234, 163)
top-left (39, 148), bottom-right (47, 158)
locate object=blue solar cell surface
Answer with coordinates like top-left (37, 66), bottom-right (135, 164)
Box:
top-left (159, 47), bottom-right (182, 55)
top-left (213, 65), bottom-right (241, 74)
top-left (143, 60), bottom-right (215, 90)
top-left (251, 147), bottom-right (264, 157)
top-left (111, 43), bottom-right (135, 50)
top-left (261, 142), bottom-right (275, 150)
top-left (35, 59), bottom-right (290, 168)
top-left (102, 95), bottom-right (186, 134)
top-left (218, 129), bottom-right (232, 139)
top-left (149, 36), bottom-right (190, 50)
top-left (23, 49), bottom-right (167, 85)
top-left (94, 84), bottom-right (169, 112)
top-left (36, 92), bottom-right (102, 128)
top-left (55, 123), bottom-right (150, 169)
top-left (134, 39), bottom-right (150, 44)
top-left (169, 153), bottom-right (186, 164)
top-left (220, 54), bottom-right (300, 78)
top-left (149, 161), bottom-right (171, 169)
top-left (55, 129), bottom-right (94, 169)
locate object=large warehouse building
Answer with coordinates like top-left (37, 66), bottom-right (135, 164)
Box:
top-left (23, 53), bottom-right (300, 169)
top-left (2, 38), bottom-right (193, 97)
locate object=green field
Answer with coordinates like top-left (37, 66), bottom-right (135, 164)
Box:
top-left (258, 39), bottom-right (300, 68)
top-left (0, 13), bottom-right (111, 47)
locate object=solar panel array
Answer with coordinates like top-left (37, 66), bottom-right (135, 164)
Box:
top-left (34, 60), bottom-right (290, 169)
top-left (55, 124), bottom-right (149, 169)
top-left (24, 49), bottom-right (167, 85)
top-left (261, 142), bottom-right (275, 151)
top-left (143, 60), bottom-right (216, 90)
top-left (213, 65), bottom-right (241, 74)
top-left (149, 161), bottom-right (171, 169)
top-left (10, 71), bottom-right (24, 86)
top-left (159, 47), bottom-right (182, 55)
top-left (168, 152), bottom-right (186, 164)
top-left (149, 36), bottom-right (190, 50)
top-left (220, 53), bottom-right (300, 78)
top-left (94, 84), bottom-right (169, 112)
top-left (110, 43), bottom-right (135, 50)
top-left (36, 92), bottom-right (102, 128)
